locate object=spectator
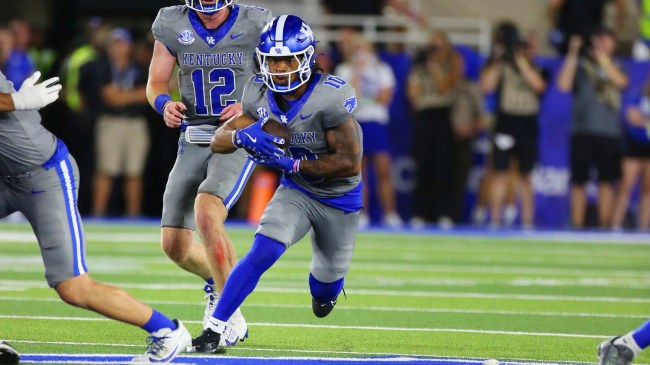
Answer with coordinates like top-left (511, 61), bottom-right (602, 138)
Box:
top-left (557, 28), bottom-right (628, 228)
top-left (632, 0), bottom-right (650, 61)
top-left (0, 28), bottom-right (12, 69)
top-left (407, 30), bottom-right (464, 228)
top-left (60, 18), bottom-right (110, 114)
top-left (59, 18), bottom-right (112, 215)
top-left (548, 0), bottom-right (625, 55)
top-left (92, 28), bottom-right (150, 217)
top-left (28, 25), bottom-right (57, 78)
top-left (480, 22), bottom-right (547, 228)
top-left (2, 20), bottom-right (35, 89)
top-left (335, 34), bottom-right (403, 228)
top-left (611, 77), bottom-right (650, 230)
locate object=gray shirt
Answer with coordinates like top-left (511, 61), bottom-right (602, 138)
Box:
top-left (152, 4), bottom-right (271, 125)
top-left (0, 71), bottom-right (57, 175)
top-left (242, 73), bottom-right (362, 209)
top-left (571, 58), bottom-right (623, 137)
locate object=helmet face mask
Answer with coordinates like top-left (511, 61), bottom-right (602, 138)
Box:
top-left (184, 0), bottom-right (232, 14)
top-left (256, 15), bottom-right (316, 93)
top-left (257, 46), bottom-right (315, 93)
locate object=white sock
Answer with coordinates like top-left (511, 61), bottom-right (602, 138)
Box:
top-left (614, 332), bottom-right (642, 357)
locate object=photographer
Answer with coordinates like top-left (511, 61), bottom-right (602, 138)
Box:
top-left (557, 27), bottom-right (628, 228)
top-left (611, 76), bottom-right (650, 230)
top-left (480, 22), bottom-right (547, 228)
top-left (407, 30), bottom-right (464, 228)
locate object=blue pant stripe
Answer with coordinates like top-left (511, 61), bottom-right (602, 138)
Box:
top-left (55, 158), bottom-right (86, 276)
top-left (223, 159), bottom-right (256, 210)
top-left (66, 157), bottom-right (88, 274)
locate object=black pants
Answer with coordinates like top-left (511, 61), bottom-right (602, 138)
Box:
top-left (412, 106), bottom-right (454, 222)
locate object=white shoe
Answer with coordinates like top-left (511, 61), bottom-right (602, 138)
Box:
top-left (437, 216), bottom-right (454, 230)
top-left (409, 216), bottom-right (427, 229)
top-left (228, 307), bottom-right (248, 342)
top-left (472, 206), bottom-right (487, 225)
top-left (188, 317), bottom-right (240, 353)
top-left (598, 335), bottom-right (638, 365)
top-left (358, 213), bottom-right (370, 229)
top-left (503, 205), bottom-right (518, 227)
top-left (132, 319), bottom-right (191, 363)
top-left (382, 212), bottom-right (403, 228)
top-left (202, 284), bottom-right (217, 329)
top-left (202, 285), bottom-right (247, 344)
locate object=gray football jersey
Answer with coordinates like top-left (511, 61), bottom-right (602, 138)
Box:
top-left (242, 73), bottom-right (362, 204)
top-left (0, 71), bottom-right (57, 175)
top-left (152, 4), bottom-right (271, 124)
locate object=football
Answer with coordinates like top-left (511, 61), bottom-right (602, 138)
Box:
top-left (262, 118), bottom-right (290, 150)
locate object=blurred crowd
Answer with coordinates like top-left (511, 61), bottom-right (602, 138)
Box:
top-left (2, 0), bottom-right (650, 230)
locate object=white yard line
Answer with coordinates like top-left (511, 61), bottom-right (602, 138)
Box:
top-left (0, 298), bottom-right (647, 319)
top-left (0, 280), bottom-right (648, 303)
top-left (0, 314), bottom-right (626, 339)
top-left (2, 260), bottom-right (649, 279)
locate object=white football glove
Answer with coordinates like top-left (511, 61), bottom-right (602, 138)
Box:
top-left (11, 71), bottom-right (62, 111)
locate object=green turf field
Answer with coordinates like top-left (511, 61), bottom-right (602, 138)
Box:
top-left (0, 221), bottom-right (649, 364)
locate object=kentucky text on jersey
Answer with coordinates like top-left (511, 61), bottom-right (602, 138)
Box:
top-left (290, 131), bottom-right (317, 145)
top-left (181, 52), bottom-right (244, 67)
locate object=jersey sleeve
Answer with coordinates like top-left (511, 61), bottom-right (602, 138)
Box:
top-left (151, 8), bottom-right (165, 44)
top-left (239, 5), bottom-right (273, 33)
top-left (263, 8), bottom-right (273, 24)
top-left (151, 7), bottom-right (179, 56)
top-left (241, 76), bottom-right (264, 120)
top-left (322, 79), bottom-right (357, 129)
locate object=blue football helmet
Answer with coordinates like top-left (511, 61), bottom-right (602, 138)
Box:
top-left (185, 0), bottom-right (232, 14)
top-left (256, 15), bottom-right (317, 93)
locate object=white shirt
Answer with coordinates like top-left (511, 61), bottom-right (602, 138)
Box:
top-left (335, 59), bottom-right (395, 125)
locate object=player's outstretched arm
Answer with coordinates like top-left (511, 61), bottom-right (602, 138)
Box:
top-left (300, 117), bottom-right (362, 178)
top-left (147, 40), bottom-right (186, 128)
top-left (0, 71), bottom-right (62, 112)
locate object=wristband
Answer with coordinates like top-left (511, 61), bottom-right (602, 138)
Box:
top-left (292, 159), bottom-right (301, 174)
top-left (232, 131), bottom-right (242, 148)
top-left (154, 94), bottom-right (173, 115)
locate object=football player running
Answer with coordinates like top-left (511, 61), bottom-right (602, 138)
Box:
top-left (0, 70), bottom-right (191, 363)
top-left (598, 319), bottom-right (650, 365)
top-left (191, 14), bottom-right (363, 352)
top-left (146, 0), bottom-right (271, 343)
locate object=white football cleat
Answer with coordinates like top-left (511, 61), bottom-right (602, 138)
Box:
top-left (228, 307), bottom-right (248, 342)
top-left (202, 285), bottom-right (247, 344)
top-left (598, 336), bottom-right (638, 365)
top-left (189, 317), bottom-right (239, 353)
top-left (132, 319), bottom-right (191, 363)
top-left (202, 284), bottom-right (218, 329)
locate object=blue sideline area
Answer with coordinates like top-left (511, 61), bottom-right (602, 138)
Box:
top-left (19, 354), bottom-right (580, 365)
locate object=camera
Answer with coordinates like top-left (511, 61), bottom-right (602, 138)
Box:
top-left (493, 21), bottom-right (527, 62)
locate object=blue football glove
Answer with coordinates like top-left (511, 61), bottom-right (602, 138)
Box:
top-left (250, 153), bottom-right (300, 175)
top-left (233, 118), bottom-right (285, 157)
